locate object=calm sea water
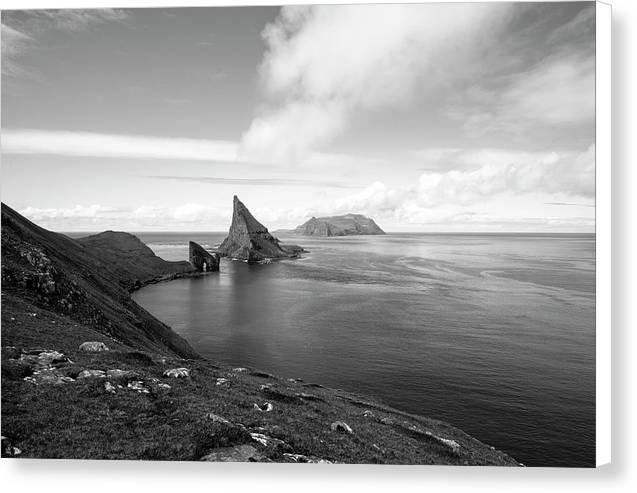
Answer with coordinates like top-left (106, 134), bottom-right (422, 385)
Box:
top-left (131, 232), bottom-right (595, 467)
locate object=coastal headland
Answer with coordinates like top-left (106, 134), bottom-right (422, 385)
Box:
top-left (1, 202), bottom-right (519, 464)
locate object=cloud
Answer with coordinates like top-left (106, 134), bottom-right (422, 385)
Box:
top-left (19, 204), bottom-right (124, 220)
top-left (447, 54), bottom-right (595, 138)
top-left (1, 23), bottom-right (33, 77)
top-left (2, 129), bottom-right (239, 163)
top-left (145, 175), bottom-right (357, 189)
top-left (423, 212), bottom-right (595, 232)
top-left (444, 4), bottom-right (595, 139)
top-left (304, 144), bottom-right (595, 229)
top-left (1, 9), bottom-right (128, 77)
top-left (413, 144), bottom-right (595, 206)
top-left (545, 202), bottom-right (595, 207)
top-left (240, 3), bottom-right (508, 164)
top-left (1, 128), bottom-right (389, 174)
top-left (29, 9), bottom-right (128, 33)
top-left (502, 55), bottom-right (595, 125)
top-left (18, 203), bottom-right (230, 231)
top-left (241, 3), bottom-right (595, 163)
top-left (17, 138), bottom-right (595, 233)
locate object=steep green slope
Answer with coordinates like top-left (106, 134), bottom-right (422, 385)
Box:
top-left (1, 203), bottom-right (197, 358)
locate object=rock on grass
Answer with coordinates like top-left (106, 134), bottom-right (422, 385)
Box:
top-left (200, 444), bottom-right (263, 462)
top-left (79, 341), bottom-right (109, 352)
top-left (330, 421), bottom-right (353, 434)
top-left (163, 368), bottom-right (189, 378)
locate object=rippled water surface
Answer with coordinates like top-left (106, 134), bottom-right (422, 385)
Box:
top-left (132, 232), bottom-right (595, 467)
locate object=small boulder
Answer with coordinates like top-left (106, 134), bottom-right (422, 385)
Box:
top-left (104, 381), bottom-right (117, 394)
top-left (330, 421), bottom-right (353, 434)
top-left (200, 444), bottom-right (263, 462)
top-left (296, 392), bottom-right (323, 402)
top-left (249, 433), bottom-right (291, 452)
top-left (282, 453), bottom-right (331, 464)
top-left (79, 341), bottom-right (109, 352)
top-left (106, 369), bottom-right (138, 381)
top-left (127, 381), bottom-right (150, 393)
top-left (253, 402), bottom-right (273, 412)
top-left (163, 368), bottom-right (190, 378)
top-left (24, 369), bottom-right (75, 385)
top-left (206, 413), bottom-right (232, 425)
top-left (215, 378), bottom-right (229, 386)
top-left (1, 436), bottom-right (22, 457)
top-left (77, 369), bottom-right (106, 379)
top-left (282, 453), bottom-right (311, 463)
top-left (20, 350), bottom-right (68, 370)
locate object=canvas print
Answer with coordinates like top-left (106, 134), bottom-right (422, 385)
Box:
top-left (1, 2), bottom-right (596, 467)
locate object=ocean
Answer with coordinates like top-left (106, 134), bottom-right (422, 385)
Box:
top-left (129, 232), bottom-right (595, 467)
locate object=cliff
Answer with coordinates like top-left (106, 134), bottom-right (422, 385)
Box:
top-left (1, 204), bottom-right (519, 465)
top-left (189, 241), bottom-right (220, 272)
top-left (292, 214), bottom-right (385, 236)
top-left (217, 196), bottom-right (304, 262)
top-left (0, 203), bottom-right (198, 358)
top-left (77, 231), bottom-right (193, 288)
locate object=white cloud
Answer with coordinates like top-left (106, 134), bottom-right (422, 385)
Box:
top-left (502, 56), bottom-right (595, 125)
top-left (240, 3), bottom-right (508, 164)
top-left (413, 144), bottom-right (595, 206)
top-left (445, 4), bottom-right (595, 139)
top-left (19, 204), bottom-right (121, 220)
top-left (296, 144), bottom-right (595, 230)
top-left (19, 203), bottom-right (230, 231)
top-left (447, 54), bottom-right (595, 137)
top-left (2, 129), bottom-right (239, 163)
top-left (1, 24), bottom-right (33, 77)
top-left (33, 9), bottom-right (128, 33)
top-left (2, 9), bottom-right (128, 77)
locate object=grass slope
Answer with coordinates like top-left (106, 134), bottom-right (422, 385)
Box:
top-left (1, 203), bottom-right (197, 358)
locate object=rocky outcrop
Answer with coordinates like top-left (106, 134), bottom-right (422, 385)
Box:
top-left (217, 196), bottom-right (304, 262)
top-left (189, 241), bottom-right (220, 272)
top-left (79, 341), bottom-right (109, 352)
top-left (292, 214), bottom-right (385, 236)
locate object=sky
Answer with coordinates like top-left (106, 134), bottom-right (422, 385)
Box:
top-left (1, 2), bottom-right (596, 232)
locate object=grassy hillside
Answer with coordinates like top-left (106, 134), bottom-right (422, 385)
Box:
top-left (1, 203), bottom-right (197, 358)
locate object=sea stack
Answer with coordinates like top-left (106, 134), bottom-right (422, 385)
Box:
top-left (293, 214), bottom-right (386, 236)
top-left (189, 241), bottom-right (220, 272)
top-left (217, 195), bottom-right (304, 262)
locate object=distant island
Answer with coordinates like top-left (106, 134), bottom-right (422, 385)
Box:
top-left (284, 214), bottom-right (386, 237)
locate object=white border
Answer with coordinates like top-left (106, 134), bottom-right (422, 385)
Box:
top-left (595, 0), bottom-right (612, 468)
top-left (0, 0), bottom-right (623, 490)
